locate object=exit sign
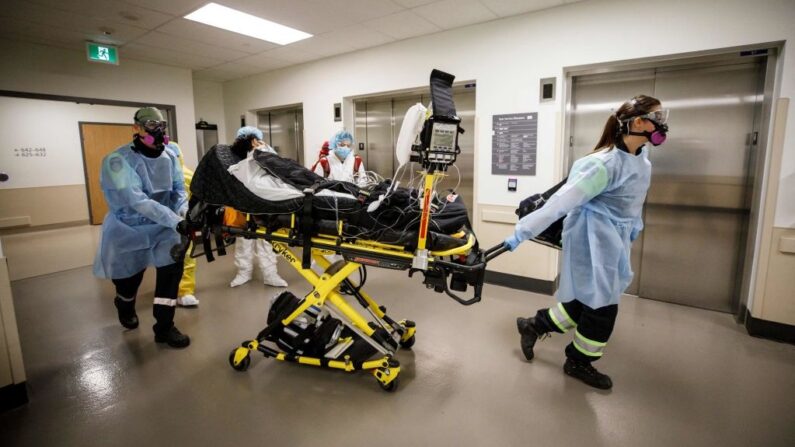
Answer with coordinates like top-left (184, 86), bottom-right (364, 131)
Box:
top-left (86, 42), bottom-right (119, 65)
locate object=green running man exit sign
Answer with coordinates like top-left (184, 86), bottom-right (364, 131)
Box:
top-left (86, 42), bottom-right (119, 65)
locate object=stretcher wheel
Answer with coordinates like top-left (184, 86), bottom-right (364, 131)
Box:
top-left (379, 376), bottom-right (399, 392)
top-left (399, 335), bottom-right (416, 349)
top-left (228, 348), bottom-right (251, 372)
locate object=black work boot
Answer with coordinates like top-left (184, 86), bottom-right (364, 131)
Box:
top-left (114, 296), bottom-right (139, 329)
top-left (516, 317), bottom-right (541, 361)
top-left (563, 358), bottom-right (613, 390)
top-left (154, 325), bottom-right (191, 348)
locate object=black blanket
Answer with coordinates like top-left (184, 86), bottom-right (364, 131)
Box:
top-left (190, 145), bottom-right (471, 244)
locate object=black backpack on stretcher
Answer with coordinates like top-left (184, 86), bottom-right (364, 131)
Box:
top-left (514, 178), bottom-right (568, 250)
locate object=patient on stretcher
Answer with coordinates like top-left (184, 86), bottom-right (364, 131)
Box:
top-left (189, 144), bottom-right (472, 251)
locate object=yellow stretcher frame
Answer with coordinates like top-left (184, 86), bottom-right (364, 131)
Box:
top-left (226, 225), bottom-right (473, 392)
top-left (213, 159), bottom-right (496, 392)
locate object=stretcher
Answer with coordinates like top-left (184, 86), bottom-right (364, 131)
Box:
top-left (175, 69), bottom-right (508, 391)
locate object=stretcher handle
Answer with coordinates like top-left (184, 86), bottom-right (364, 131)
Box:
top-left (483, 242), bottom-right (509, 262)
top-left (442, 283), bottom-right (481, 306)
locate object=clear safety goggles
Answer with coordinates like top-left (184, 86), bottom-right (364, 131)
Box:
top-left (138, 119), bottom-right (168, 132)
top-left (638, 109), bottom-right (669, 125)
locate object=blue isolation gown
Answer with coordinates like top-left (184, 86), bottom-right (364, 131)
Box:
top-left (93, 142), bottom-right (188, 279)
top-left (505, 146), bottom-right (652, 309)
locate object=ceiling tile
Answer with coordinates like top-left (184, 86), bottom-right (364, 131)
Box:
top-left (120, 0), bottom-right (206, 16)
top-left (157, 19), bottom-right (278, 54)
top-left (322, 27), bottom-right (396, 50)
top-left (192, 65), bottom-right (262, 82)
top-left (192, 69), bottom-right (236, 82)
top-left (25, 0), bottom-right (176, 29)
top-left (0, 21), bottom-right (87, 51)
top-left (0, 16), bottom-right (124, 49)
top-left (260, 46), bottom-right (322, 63)
top-left (202, 62), bottom-right (267, 77)
top-left (478, 0), bottom-right (565, 17)
top-left (133, 31), bottom-right (252, 61)
top-left (303, 0), bottom-right (406, 23)
top-left (0, 1), bottom-right (150, 45)
top-left (225, 0), bottom-right (344, 35)
top-left (393, 0), bottom-right (439, 7)
top-left (288, 32), bottom-right (357, 57)
top-left (225, 0), bottom-right (404, 35)
top-left (243, 53), bottom-right (296, 70)
top-left (413, 0), bottom-right (497, 29)
top-left (121, 42), bottom-right (226, 69)
top-left (361, 10), bottom-right (441, 40)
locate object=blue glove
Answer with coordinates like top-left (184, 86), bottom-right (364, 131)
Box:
top-left (630, 227), bottom-right (640, 242)
top-left (504, 235), bottom-right (521, 252)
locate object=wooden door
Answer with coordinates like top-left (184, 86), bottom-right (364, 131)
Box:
top-left (80, 123), bottom-right (134, 224)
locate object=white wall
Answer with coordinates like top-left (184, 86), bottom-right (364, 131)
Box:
top-left (0, 97), bottom-right (139, 189)
top-left (193, 78), bottom-right (228, 145)
top-left (0, 39), bottom-right (199, 168)
top-left (221, 0), bottom-right (795, 227)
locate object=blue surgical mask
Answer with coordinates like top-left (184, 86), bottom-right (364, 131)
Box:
top-left (335, 147), bottom-right (351, 160)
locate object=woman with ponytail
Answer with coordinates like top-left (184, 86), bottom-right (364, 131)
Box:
top-left (504, 95), bottom-right (669, 390)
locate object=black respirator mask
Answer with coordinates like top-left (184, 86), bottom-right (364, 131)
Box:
top-left (623, 110), bottom-right (669, 146)
top-left (137, 120), bottom-right (170, 148)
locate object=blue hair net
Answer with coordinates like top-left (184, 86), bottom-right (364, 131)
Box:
top-left (236, 126), bottom-right (263, 141)
top-left (330, 130), bottom-right (354, 149)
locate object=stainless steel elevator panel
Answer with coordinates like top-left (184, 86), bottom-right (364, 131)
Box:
top-left (257, 108), bottom-right (304, 164)
top-left (354, 104), bottom-right (368, 167)
top-left (571, 73), bottom-right (655, 295)
top-left (363, 99), bottom-right (394, 178)
top-left (568, 57), bottom-right (765, 313)
top-left (639, 62), bottom-right (763, 312)
top-left (353, 87), bottom-right (476, 218)
top-left (392, 95), bottom-right (423, 173)
top-left (449, 90), bottom-right (475, 211)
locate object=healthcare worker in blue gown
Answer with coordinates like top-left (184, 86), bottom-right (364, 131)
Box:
top-left (505, 96), bottom-right (669, 389)
top-left (93, 107), bottom-right (191, 348)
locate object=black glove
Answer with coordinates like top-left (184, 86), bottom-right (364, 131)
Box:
top-left (175, 220), bottom-right (190, 236)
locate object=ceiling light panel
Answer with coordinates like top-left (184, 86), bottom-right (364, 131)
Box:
top-left (184, 2), bottom-right (312, 45)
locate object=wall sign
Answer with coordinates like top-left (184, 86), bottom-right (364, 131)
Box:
top-left (86, 42), bottom-right (119, 65)
top-left (13, 147), bottom-right (48, 158)
top-left (491, 112), bottom-right (537, 175)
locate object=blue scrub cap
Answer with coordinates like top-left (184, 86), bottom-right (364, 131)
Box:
top-left (236, 126), bottom-right (263, 141)
top-left (330, 130), bottom-right (354, 149)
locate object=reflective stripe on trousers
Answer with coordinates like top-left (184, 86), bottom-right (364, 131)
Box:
top-left (153, 297), bottom-right (177, 307)
top-left (548, 302), bottom-right (576, 332)
top-left (573, 329), bottom-right (607, 358)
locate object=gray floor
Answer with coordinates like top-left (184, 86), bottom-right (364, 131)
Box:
top-left (1, 254), bottom-right (794, 447)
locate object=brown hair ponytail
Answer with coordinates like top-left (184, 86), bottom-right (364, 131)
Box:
top-left (593, 95), bottom-right (661, 152)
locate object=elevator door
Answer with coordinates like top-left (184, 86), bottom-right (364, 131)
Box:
top-left (569, 57), bottom-right (765, 313)
top-left (257, 108), bottom-right (303, 164)
top-left (354, 87), bottom-right (476, 217)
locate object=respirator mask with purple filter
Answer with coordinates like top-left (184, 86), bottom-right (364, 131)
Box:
top-left (623, 109), bottom-right (669, 146)
top-left (138, 119), bottom-right (170, 146)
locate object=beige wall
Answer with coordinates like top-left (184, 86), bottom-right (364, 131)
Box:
top-left (193, 78), bottom-right (227, 144)
top-left (757, 228), bottom-right (795, 325)
top-left (751, 98), bottom-right (793, 326)
top-left (0, 186), bottom-right (88, 229)
top-left (1, 226), bottom-right (100, 281)
top-left (0, 253), bottom-right (26, 388)
top-left (0, 39), bottom-right (198, 231)
top-left (477, 204), bottom-right (558, 281)
top-left (0, 39), bottom-right (198, 167)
